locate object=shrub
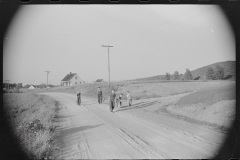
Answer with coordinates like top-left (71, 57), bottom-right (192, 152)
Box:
top-left (214, 65), bottom-right (224, 80)
top-left (193, 75), bottom-right (200, 80)
top-left (206, 67), bottom-right (215, 80)
top-left (3, 94), bottom-right (57, 159)
top-left (165, 72), bottom-right (171, 80)
top-left (173, 71), bottom-right (180, 80)
top-left (184, 68), bottom-right (193, 80)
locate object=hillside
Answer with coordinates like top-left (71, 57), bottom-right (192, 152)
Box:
top-left (191, 61), bottom-right (235, 80)
top-left (135, 61), bottom-right (235, 81)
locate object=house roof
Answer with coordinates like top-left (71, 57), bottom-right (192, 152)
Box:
top-left (61, 73), bottom-right (77, 81)
top-left (95, 79), bottom-right (103, 82)
top-left (29, 85), bottom-right (35, 88)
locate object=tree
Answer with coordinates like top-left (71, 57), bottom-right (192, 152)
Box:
top-left (206, 67), bottom-right (215, 80)
top-left (24, 84), bottom-right (30, 88)
top-left (214, 65), bottom-right (224, 80)
top-left (184, 68), bottom-right (193, 80)
top-left (18, 83), bottom-right (23, 88)
top-left (173, 71), bottom-right (180, 80)
top-left (165, 72), bottom-right (171, 80)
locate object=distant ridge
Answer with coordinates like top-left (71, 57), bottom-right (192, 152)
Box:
top-left (191, 61), bottom-right (235, 80)
top-left (135, 61), bottom-right (235, 81)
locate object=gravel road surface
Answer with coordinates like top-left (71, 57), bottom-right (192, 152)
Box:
top-left (40, 92), bottom-right (226, 159)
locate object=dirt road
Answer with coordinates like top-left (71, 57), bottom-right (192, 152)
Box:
top-left (40, 92), bottom-right (227, 159)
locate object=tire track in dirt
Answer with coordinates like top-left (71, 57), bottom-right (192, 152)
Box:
top-left (83, 101), bottom-right (221, 158)
top-left (42, 93), bottom-right (224, 158)
top-left (81, 104), bottom-right (169, 159)
top-left (126, 111), bottom-right (222, 148)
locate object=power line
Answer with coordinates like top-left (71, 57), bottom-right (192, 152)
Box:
top-left (80, 6), bottom-right (198, 54)
top-left (114, 6), bottom-right (215, 53)
top-left (115, 6), bottom-right (199, 48)
top-left (114, 6), bottom-right (205, 50)
top-left (80, 10), bottom-right (157, 54)
top-left (108, 9), bottom-right (158, 43)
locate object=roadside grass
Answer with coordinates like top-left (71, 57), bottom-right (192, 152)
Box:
top-left (16, 80), bottom-right (235, 132)
top-left (163, 83), bottom-right (236, 131)
top-left (21, 80), bottom-right (235, 102)
top-left (3, 93), bottom-right (58, 159)
top-left (175, 83), bottom-right (236, 106)
top-left (116, 81), bottom-right (234, 100)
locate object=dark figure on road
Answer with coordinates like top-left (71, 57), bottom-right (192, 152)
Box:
top-left (97, 87), bottom-right (103, 104)
top-left (116, 97), bottom-right (119, 108)
top-left (109, 89), bottom-right (116, 113)
top-left (76, 90), bottom-right (81, 105)
top-left (127, 91), bottom-right (132, 107)
top-left (119, 93), bottom-right (123, 107)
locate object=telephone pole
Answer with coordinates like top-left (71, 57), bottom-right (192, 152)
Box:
top-left (102, 45), bottom-right (113, 88)
top-left (45, 71), bottom-right (50, 88)
top-left (6, 80), bottom-right (10, 92)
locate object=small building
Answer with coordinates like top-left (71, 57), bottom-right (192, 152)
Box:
top-left (95, 79), bottom-right (103, 82)
top-left (61, 72), bottom-right (84, 86)
top-left (28, 85), bottom-right (35, 89)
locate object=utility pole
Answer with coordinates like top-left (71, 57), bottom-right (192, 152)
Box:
top-left (45, 71), bottom-right (50, 88)
top-left (6, 80), bottom-right (10, 93)
top-left (102, 45), bottom-right (113, 88)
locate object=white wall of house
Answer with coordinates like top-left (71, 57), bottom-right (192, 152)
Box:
top-left (61, 74), bottom-right (84, 86)
top-left (28, 85), bottom-right (35, 89)
top-left (70, 74), bottom-right (85, 85)
top-left (62, 81), bottom-right (71, 86)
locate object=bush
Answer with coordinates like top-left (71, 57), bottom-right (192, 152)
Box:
top-left (222, 75), bottom-right (233, 80)
top-left (193, 75), bottom-right (200, 80)
top-left (165, 72), bottom-right (171, 80)
top-left (173, 71), bottom-right (180, 80)
top-left (206, 67), bottom-right (215, 80)
top-left (214, 65), bottom-right (224, 80)
top-left (184, 68), bottom-right (193, 80)
top-left (3, 94), bottom-right (57, 159)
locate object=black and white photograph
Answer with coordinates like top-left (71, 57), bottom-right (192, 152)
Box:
top-left (2, 1), bottom-right (238, 159)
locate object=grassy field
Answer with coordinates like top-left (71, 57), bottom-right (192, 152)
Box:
top-left (175, 83), bottom-right (235, 106)
top-left (164, 83), bottom-right (236, 131)
top-left (18, 80), bottom-right (235, 131)
top-left (141, 82), bottom-right (236, 131)
top-left (20, 80), bottom-right (235, 100)
top-left (3, 93), bottom-right (59, 159)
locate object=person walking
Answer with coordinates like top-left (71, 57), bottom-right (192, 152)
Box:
top-left (97, 87), bottom-right (103, 104)
top-left (109, 89), bottom-right (116, 113)
top-left (116, 96), bottom-right (119, 108)
top-left (119, 93), bottom-right (123, 107)
top-left (76, 90), bottom-right (82, 105)
top-left (127, 91), bottom-right (132, 107)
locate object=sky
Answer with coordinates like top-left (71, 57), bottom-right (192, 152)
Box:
top-left (3, 5), bottom-right (235, 85)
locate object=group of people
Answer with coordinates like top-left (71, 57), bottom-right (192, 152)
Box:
top-left (97, 87), bottom-right (132, 113)
top-left (76, 87), bottom-right (133, 113)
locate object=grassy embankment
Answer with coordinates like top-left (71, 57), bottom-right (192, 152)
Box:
top-left (167, 83), bottom-right (235, 131)
top-left (19, 80), bottom-right (235, 131)
top-left (3, 93), bottom-right (59, 159)
top-left (21, 80), bottom-right (234, 100)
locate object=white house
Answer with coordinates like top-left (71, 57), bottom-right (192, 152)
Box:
top-left (28, 85), bottom-right (35, 89)
top-left (61, 72), bottom-right (85, 86)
